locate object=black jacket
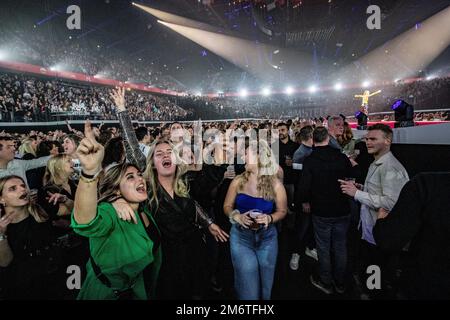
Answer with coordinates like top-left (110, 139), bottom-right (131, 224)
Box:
top-left (297, 145), bottom-right (357, 218)
top-left (373, 172), bottom-right (450, 299)
top-left (279, 139), bottom-right (300, 185)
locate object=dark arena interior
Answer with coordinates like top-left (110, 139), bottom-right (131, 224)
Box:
top-left (0, 0), bottom-right (449, 308)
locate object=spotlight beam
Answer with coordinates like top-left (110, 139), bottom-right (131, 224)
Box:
top-left (135, 3), bottom-right (318, 83)
top-left (336, 5), bottom-right (450, 81)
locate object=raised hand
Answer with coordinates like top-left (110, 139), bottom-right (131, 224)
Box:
top-left (76, 120), bottom-right (104, 175)
top-left (110, 87), bottom-right (126, 112)
top-left (0, 210), bottom-right (14, 235)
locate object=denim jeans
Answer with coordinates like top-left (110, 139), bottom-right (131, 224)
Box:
top-left (312, 215), bottom-right (350, 286)
top-left (230, 224), bottom-right (278, 300)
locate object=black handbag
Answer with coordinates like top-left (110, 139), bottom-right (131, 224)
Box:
top-left (89, 255), bottom-right (136, 300)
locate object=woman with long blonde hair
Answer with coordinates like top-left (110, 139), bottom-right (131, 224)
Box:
top-left (0, 175), bottom-right (62, 299)
top-left (38, 154), bottom-right (76, 231)
top-left (110, 88), bottom-right (228, 299)
top-left (19, 137), bottom-right (38, 159)
top-left (223, 139), bottom-right (287, 300)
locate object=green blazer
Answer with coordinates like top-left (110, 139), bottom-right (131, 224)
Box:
top-left (71, 202), bottom-right (161, 300)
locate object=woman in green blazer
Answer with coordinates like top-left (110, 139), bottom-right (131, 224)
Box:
top-left (71, 121), bottom-right (161, 300)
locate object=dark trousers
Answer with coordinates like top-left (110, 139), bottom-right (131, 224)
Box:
top-left (291, 211), bottom-right (315, 255)
top-left (359, 240), bottom-right (400, 299)
top-left (312, 215), bottom-right (350, 286)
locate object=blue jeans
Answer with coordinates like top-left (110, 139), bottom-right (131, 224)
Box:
top-left (230, 224), bottom-right (278, 300)
top-left (312, 215), bottom-right (350, 286)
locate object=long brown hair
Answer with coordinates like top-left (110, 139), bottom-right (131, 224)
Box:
top-left (337, 122), bottom-right (354, 147)
top-left (0, 175), bottom-right (48, 223)
top-left (144, 138), bottom-right (189, 211)
top-left (97, 162), bottom-right (141, 203)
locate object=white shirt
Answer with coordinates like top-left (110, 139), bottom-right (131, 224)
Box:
top-left (139, 143), bottom-right (150, 158)
top-left (354, 151), bottom-right (409, 245)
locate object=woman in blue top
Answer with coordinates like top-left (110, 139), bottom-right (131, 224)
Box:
top-left (224, 139), bottom-right (287, 300)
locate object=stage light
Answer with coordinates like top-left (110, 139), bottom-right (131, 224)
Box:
top-left (391, 99), bottom-right (415, 127)
top-left (0, 50), bottom-right (6, 61)
top-left (195, 91), bottom-right (202, 96)
top-left (334, 83), bottom-right (342, 91)
top-left (239, 89), bottom-right (248, 97)
top-left (273, 49), bottom-right (280, 54)
top-left (308, 85), bottom-right (317, 93)
top-left (262, 87), bottom-right (271, 96)
top-left (285, 86), bottom-right (294, 95)
top-left (426, 75), bottom-right (436, 81)
top-left (362, 80), bottom-right (371, 88)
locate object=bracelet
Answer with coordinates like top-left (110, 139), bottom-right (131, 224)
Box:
top-left (79, 174), bottom-right (100, 184)
top-left (268, 214), bottom-right (274, 224)
top-left (81, 169), bottom-right (101, 179)
top-left (0, 233), bottom-right (7, 241)
top-left (229, 209), bottom-right (240, 224)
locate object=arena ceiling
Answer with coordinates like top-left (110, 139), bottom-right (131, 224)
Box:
top-left (1, 0), bottom-right (449, 92)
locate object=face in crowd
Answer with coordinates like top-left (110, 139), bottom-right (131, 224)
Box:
top-left (365, 129), bottom-right (391, 157)
top-left (278, 125), bottom-right (289, 141)
top-left (0, 177), bottom-right (29, 208)
top-left (0, 139), bottom-right (17, 162)
top-left (328, 118), bottom-right (344, 137)
top-left (153, 142), bottom-right (177, 177)
top-left (63, 137), bottom-right (77, 155)
top-left (170, 123), bottom-right (184, 142)
top-left (119, 166), bottom-right (148, 203)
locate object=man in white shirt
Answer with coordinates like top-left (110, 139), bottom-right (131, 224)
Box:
top-left (0, 136), bottom-right (51, 187)
top-left (339, 123), bottom-right (409, 297)
top-left (135, 126), bottom-right (151, 158)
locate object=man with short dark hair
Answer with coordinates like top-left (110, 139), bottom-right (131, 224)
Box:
top-left (290, 125), bottom-right (315, 270)
top-left (293, 125), bottom-right (313, 164)
top-left (299, 126), bottom-right (357, 294)
top-left (135, 126), bottom-right (151, 157)
top-left (277, 122), bottom-right (299, 185)
top-left (0, 136), bottom-right (51, 187)
top-left (327, 116), bottom-right (344, 150)
top-left (339, 123), bottom-right (409, 297)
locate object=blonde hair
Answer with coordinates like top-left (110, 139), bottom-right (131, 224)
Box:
top-left (0, 175), bottom-right (48, 223)
top-left (19, 138), bottom-right (36, 157)
top-left (144, 138), bottom-right (189, 211)
top-left (43, 154), bottom-right (71, 186)
top-left (237, 139), bottom-right (278, 201)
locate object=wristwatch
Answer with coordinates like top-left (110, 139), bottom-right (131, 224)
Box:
top-left (0, 233), bottom-right (7, 241)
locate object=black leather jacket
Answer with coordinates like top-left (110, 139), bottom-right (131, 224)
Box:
top-left (117, 110), bottom-right (212, 229)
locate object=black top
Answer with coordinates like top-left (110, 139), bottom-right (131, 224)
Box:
top-left (373, 172), bottom-right (450, 299)
top-left (151, 185), bottom-right (208, 299)
top-left (38, 180), bottom-right (77, 222)
top-left (3, 215), bottom-right (60, 299)
top-left (279, 139), bottom-right (300, 184)
top-left (297, 145), bottom-right (358, 217)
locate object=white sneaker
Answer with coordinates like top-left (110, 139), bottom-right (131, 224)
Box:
top-left (289, 253), bottom-right (300, 271)
top-left (305, 248), bottom-right (318, 261)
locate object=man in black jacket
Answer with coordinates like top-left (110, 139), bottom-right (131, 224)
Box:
top-left (373, 172), bottom-right (450, 299)
top-left (298, 126), bottom-right (357, 294)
